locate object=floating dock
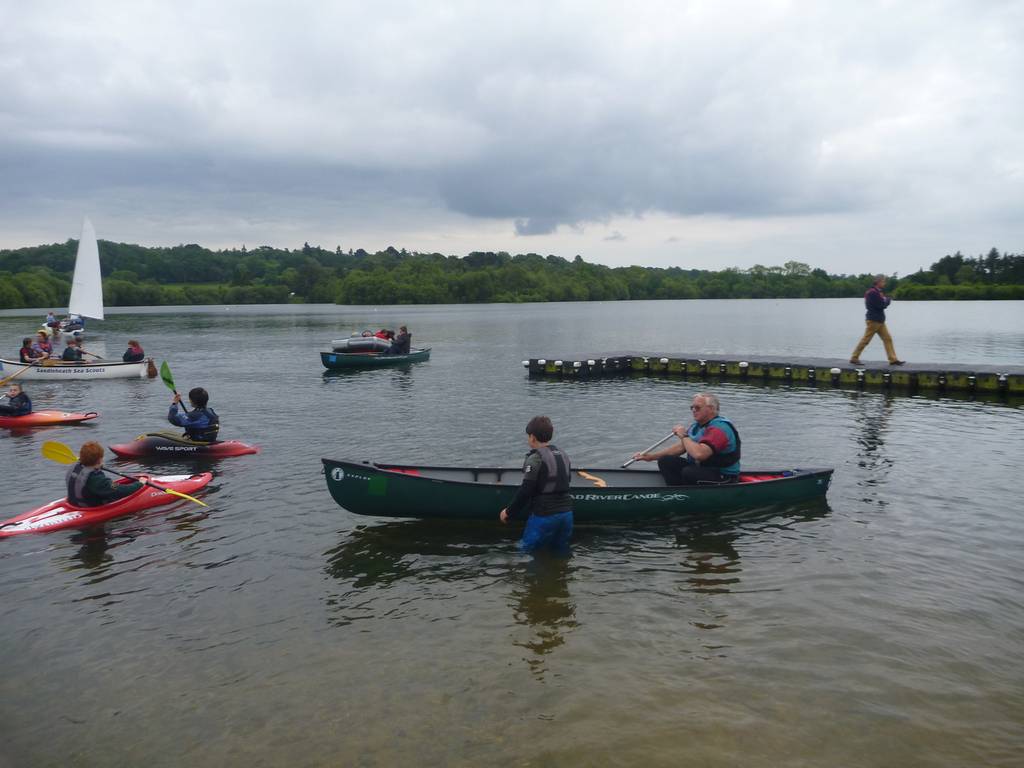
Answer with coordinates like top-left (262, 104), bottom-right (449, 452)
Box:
top-left (523, 353), bottom-right (1024, 394)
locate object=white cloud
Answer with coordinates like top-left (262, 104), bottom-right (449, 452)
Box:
top-left (1, 0), bottom-right (1021, 274)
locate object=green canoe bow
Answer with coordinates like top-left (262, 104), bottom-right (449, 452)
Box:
top-left (322, 458), bottom-right (833, 523)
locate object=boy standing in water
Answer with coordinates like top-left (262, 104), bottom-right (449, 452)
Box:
top-left (500, 416), bottom-right (574, 555)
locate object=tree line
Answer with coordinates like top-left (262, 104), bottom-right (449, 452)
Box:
top-left (1, 239), bottom-right (1021, 310)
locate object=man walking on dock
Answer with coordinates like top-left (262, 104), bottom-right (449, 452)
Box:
top-left (850, 275), bottom-right (904, 366)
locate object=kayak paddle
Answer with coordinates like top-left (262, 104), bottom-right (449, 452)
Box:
top-left (621, 432), bottom-right (678, 468)
top-left (40, 440), bottom-right (208, 507)
top-left (159, 361), bottom-right (189, 413)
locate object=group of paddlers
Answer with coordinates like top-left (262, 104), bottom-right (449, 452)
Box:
top-left (44, 310), bottom-right (84, 333)
top-left (17, 333), bottom-right (145, 364)
top-left (356, 325), bottom-right (412, 355)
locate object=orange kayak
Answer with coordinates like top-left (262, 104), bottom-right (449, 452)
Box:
top-left (0, 410), bottom-right (98, 428)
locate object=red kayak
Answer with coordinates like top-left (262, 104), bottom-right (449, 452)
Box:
top-left (109, 432), bottom-right (260, 459)
top-left (0, 473), bottom-right (213, 537)
top-left (0, 410), bottom-right (98, 429)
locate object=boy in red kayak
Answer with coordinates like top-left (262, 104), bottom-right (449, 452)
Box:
top-left (168, 387), bottom-right (220, 442)
top-left (0, 383), bottom-right (32, 416)
top-left (66, 441), bottom-right (142, 507)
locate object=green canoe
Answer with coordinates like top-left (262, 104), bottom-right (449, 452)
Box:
top-left (320, 348), bottom-right (431, 369)
top-left (321, 458), bottom-right (834, 524)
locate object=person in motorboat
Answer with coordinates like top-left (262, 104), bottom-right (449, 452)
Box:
top-left (65, 441), bottom-right (142, 507)
top-left (168, 387), bottom-right (220, 442)
top-left (631, 392), bottom-right (741, 485)
top-left (499, 415), bottom-right (574, 555)
top-left (61, 337), bottom-right (85, 362)
top-left (0, 383), bottom-right (32, 416)
top-left (19, 337), bottom-right (46, 364)
top-left (383, 325), bottom-right (411, 355)
top-left (123, 339), bottom-right (146, 362)
top-left (32, 331), bottom-right (54, 358)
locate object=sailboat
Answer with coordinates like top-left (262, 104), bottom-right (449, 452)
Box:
top-left (61, 217), bottom-right (104, 337)
top-left (1, 219), bottom-right (156, 381)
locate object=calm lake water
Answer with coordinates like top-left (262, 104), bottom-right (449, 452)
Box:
top-left (1, 299), bottom-right (1023, 767)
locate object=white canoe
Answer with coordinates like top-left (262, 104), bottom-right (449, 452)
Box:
top-left (0, 358), bottom-right (150, 381)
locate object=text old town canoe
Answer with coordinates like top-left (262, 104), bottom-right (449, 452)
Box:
top-left (321, 459), bottom-right (834, 523)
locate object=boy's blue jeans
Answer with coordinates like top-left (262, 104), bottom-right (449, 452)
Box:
top-left (519, 511), bottom-right (573, 555)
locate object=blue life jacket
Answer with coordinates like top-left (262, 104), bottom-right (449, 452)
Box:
top-left (687, 416), bottom-right (741, 475)
top-left (168, 404), bottom-right (220, 442)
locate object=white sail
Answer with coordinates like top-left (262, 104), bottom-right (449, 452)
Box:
top-left (68, 218), bottom-right (104, 320)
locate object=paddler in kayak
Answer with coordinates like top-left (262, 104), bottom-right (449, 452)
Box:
top-left (168, 387), bottom-right (220, 442)
top-left (499, 416), bottom-right (574, 555)
top-left (66, 441), bottom-right (142, 506)
top-left (0, 383), bottom-right (32, 416)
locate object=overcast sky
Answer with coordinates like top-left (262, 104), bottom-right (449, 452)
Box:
top-left (1, 1), bottom-right (1021, 275)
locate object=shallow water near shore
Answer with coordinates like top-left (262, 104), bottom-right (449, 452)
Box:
top-left (1, 299), bottom-right (1023, 767)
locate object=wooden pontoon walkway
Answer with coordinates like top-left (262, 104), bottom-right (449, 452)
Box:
top-left (523, 353), bottom-right (1024, 394)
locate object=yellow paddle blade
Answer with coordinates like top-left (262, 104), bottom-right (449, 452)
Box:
top-left (577, 470), bottom-right (608, 488)
top-left (158, 487), bottom-right (209, 508)
top-left (41, 440), bottom-right (80, 465)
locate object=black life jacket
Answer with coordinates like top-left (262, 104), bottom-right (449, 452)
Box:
top-left (66, 464), bottom-right (99, 507)
top-left (532, 445), bottom-right (572, 494)
top-left (185, 406), bottom-right (220, 442)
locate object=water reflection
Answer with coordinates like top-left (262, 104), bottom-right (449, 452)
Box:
top-left (323, 520), bottom-right (499, 591)
top-left (849, 391), bottom-right (895, 504)
top-left (674, 499), bottom-right (832, 596)
top-left (321, 364), bottom-right (418, 392)
top-left (674, 525), bottom-right (741, 596)
top-left (508, 556), bottom-right (577, 680)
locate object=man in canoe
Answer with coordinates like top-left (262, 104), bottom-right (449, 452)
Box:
top-left (66, 441), bottom-right (142, 507)
top-left (383, 325), bottom-right (411, 355)
top-left (0, 383), bottom-right (32, 416)
top-left (499, 416), bottom-right (574, 555)
top-left (168, 387), bottom-right (220, 442)
top-left (631, 392), bottom-right (741, 485)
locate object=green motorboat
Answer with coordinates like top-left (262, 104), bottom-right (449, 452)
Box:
top-left (320, 348), bottom-right (431, 369)
top-left (321, 458), bottom-right (834, 524)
